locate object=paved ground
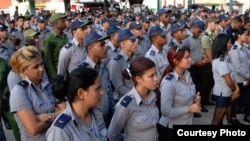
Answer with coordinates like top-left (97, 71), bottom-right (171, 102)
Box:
top-left (3, 105), bottom-right (249, 141)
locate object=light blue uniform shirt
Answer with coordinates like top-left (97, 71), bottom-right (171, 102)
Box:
top-left (57, 38), bottom-right (87, 75)
top-left (46, 102), bottom-right (108, 141)
top-left (159, 70), bottom-right (196, 129)
top-left (109, 50), bottom-right (134, 100)
top-left (183, 34), bottom-right (203, 65)
top-left (212, 56), bottom-right (233, 97)
top-left (10, 76), bottom-right (55, 141)
top-left (145, 45), bottom-right (168, 79)
top-left (108, 87), bottom-right (159, 141)
top-left (229, 41), bottom-right (250, 83)
top-left (78, 56), bottom-right (115, 119)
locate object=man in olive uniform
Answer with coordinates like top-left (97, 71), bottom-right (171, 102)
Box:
top-left (44, 13), bottom-right (68, 80)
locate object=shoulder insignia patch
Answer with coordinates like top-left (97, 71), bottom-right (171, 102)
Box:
top-left (120, 95), bottom-right (132, 107)
top-left (150, 50), bottom-right (155, 56)
top-left (54, 114), bottom-right (71, 129)
top-left (18, 80), bottom-right (29, 88)
top-left (165, 74), bottom-right (174, 81)
top-left (232, 45), bottom-right (237, 50)
top-left (2, 46), bottom-right (7, 49)
top-left (107, 45), bottom-right (111, 50)
top-left (64, 42), bottom-right (73, 49)
top-left (78, 62), bottom-right (89, 68)
top-left (169, 42), bottom-right (175, 46)
top-left (219, 55), bottom-right (224, 61)
top-left (114, 54), bottom-right (122, 61)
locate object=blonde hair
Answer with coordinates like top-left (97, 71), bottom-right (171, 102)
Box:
top-left (10, 46), bottom-right (41, 77)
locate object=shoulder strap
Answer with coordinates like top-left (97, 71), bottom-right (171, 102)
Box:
top-left (54, 113), bottom-right (71, 129)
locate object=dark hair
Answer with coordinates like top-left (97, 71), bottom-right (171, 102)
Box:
top-left (212, 33), bottom-right (230, 59)
top-left (160, 46), bottom-right (190, 83)
top-left (232, 16), bottom-right (243, 23)
top-left (122, 56), bottom-right (155, 83)
top-left (52, 67), bottom-right (99, 103)
top-left (235, 27), bottom-right (248, 39)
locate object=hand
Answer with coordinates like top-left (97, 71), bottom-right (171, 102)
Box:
top-left (194, 92), bottom-right (201, 104)
top-left (202, 58), bottom-right (210, 64)
top-left (188, 102), bottom-right (201, 113)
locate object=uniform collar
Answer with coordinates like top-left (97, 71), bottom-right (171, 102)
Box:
top-left (151, 45), bottom-right (161, 54)
top-left (120, 50), bottom-right (130, 62)
top-left (23, 75), bottom-right (49, 90)
top-left (131, 87), bottom-right (156, 106)
top-left (72, 38), bottom-right (83, 48)
top-left (172, 70), bottom-right (190, 81)
top-left (107, 40), bottom-right (116, 51)
top-left (235, 41), bottom-right (243, 49)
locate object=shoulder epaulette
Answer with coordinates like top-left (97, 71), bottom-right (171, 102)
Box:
top-left (169, 42), bottom-right (175, 46)
top-left (165, 74), bottom-right (174, 81)
top-left (150, 50), bottom-right (155, 56)
top-left (54, 114), bottom-right (71, 129)
top-left (114, 54), bottom-right (122, 61)
top-left (64, 42), bottom-right (73, 49)
top-left (107, 45), bottom-right (111, 50)
top-left (232, 45), bottom-right (237, 50)
top-left (78, 62), bottom-right (89, 68)
top-left (219, 55), bottom-right (224, 61)
top-left (120, 95), bottom-right (132, 107)
top-left (18, 80), bottom-right (29, 88)
top-left (1, 46), bottom-right (7, 49)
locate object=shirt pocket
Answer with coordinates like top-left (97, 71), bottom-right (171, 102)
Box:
top-left (133, 114), bottom-right (152, 131)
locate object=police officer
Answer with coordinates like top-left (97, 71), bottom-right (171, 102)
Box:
top-left (12, 16), bottom-right (25, 41)
top-left (36, 14), bottom-right (51, 54)
top-left (145, 25), bottom-right (168, 80)
top-left (108, 57), bottom-right (159, 141)
top-left (46, 67), bottom-right (108, 141)
top-left (183, 19), bottom-right (210, 116)
top-left (229, 27), bottom-right (250, 124)
top-left (57, 18), bottom-right (92, 75)
top-left (164, 20), bottom-right (186, 53)
top-left (0, 23), bottom-right (15, 57)
top-left (97, 17), bottom-right (110, 38)
top-left (109, 29), bottom-right (137, 102)
top-left (102, 23), bottom-right (120, 67)
top-left (92, 13), bottom-right (102, 32)
top-left (157, 8), bottom-right (172, 31)
top-left (129, 21), bottom-right (151, 56)
top-left (216, 14), bottom-right (230, 34)
top-left (63, 16), bottom-right (73, 41)
top-left (78, 32), bottom-right (115, 127)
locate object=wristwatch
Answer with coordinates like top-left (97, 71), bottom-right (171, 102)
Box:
top-left (47, 113), bottom-right (53, 122)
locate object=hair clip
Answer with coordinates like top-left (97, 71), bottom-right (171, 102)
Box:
top-left (126, 68), bottom-right (132, 78)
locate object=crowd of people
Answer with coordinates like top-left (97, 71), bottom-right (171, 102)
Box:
top-left (0, 4), bottom-right (250, 141)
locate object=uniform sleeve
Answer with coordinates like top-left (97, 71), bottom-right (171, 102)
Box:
top-left (109, 60), bottom-right (130, 97)
top-left (216, 61), bottom-right (230, 76)
top-left (108, 104), bottom-right (129, 141)
top-left (46, 126), bottom-right (71, 141)
top-left (200, 35), bottom-right (210, 49)
top-left (145, 54), bottom-right (160, 79)
top-left (10, 86), bottom-right (32, 113)
top-left (229, 50), bottom-right (249, 79)
top-left (57, 47), bottom-right (71, 75)
top-left (44, 37), bottom-right (56, 79)
top-left (160, 80), bottom-right (188, 118)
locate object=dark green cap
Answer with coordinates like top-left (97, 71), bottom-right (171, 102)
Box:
top-left (49, 13), bottom-right (67, 24)
top-left (23, 28), bottom-right (40, 38)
